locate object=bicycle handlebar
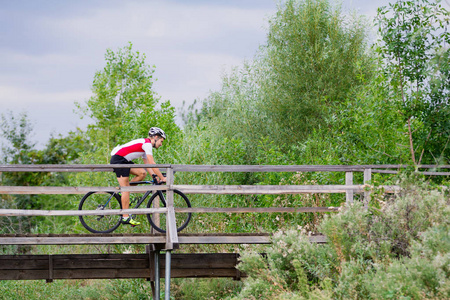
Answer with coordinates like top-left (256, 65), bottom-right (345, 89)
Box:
top-left (129, 173), bottom-right (170, 186)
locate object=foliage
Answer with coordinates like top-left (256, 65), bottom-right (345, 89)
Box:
top-left (72, 42), bottom-right (179, 174)
top-left (234, 177), bottom-right (450, 299)
top-left (172, 278), bottom-right (242, 300)
top-left (0, 279), bottom-right (157, 300)
top-left (375, 0), bottom-right (450, 165)
top-left (74, 42), bottom-right (180, 166)
top-left (261, 0), bottom-right (372, 145)
top-left (0, 112), bottom-right (86, 239)
top-left (335, 69), bottom-right (411, 164)
top-left (185, 0), bottom-right (373, 165)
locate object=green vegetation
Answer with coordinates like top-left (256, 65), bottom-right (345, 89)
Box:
top-left (234, 176), bottom-right (449, 299)
top-left (0, 0), bottom-right (449, 298)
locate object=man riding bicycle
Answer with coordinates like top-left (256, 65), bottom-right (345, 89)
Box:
top-left (110, 127), bottom-right (167, 226)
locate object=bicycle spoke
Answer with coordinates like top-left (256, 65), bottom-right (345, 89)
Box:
top-left (147, 190), bottom-right (191, 233)
top-left (79, 192), bottom-right (122, 233)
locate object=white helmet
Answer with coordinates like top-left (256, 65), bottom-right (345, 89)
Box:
top-left (148, 127), bottom-right (166, 139)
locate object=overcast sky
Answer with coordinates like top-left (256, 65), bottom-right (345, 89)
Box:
top-left (2, 0), bottom-right (447, 149)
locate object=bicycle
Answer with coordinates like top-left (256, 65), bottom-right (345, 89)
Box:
top-left (78, 174), bottom-right (192, 234)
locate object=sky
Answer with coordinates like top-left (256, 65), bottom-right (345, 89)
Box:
top-left (1, 0), bottom-right (447, 149)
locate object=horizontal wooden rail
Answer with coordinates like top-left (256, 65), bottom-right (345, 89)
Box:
top-left (1, 164), bottom-right (449, 173)
top-left (177, 207), bottom-right (339, 213)
top-left (174, 184), bottom-right (400, 194)
top-left (0, 233), bottom-right (287, 245)
top-left (0, 185), bottom-right (167, 195)
top-left (0, 207), bottom-right (166, 217)
top-left (0, 184), bottom-right (401, 195)
top-left (0, 206), bottom-right (338, 217)
top-left (0, 164), bottom-right (170, 172)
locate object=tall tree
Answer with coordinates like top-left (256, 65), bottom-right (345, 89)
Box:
top-left (76, 42), bottom-right (180, 164)
top-left (261, 0), bottom-right (372, 144)
top-left (375, 0), bottom-right (450, 165)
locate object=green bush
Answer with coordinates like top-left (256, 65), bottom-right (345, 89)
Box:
top-left (234, 177), bottom-right (449, 299)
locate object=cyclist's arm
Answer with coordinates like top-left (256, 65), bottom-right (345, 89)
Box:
top-left (144, 155), bottom-right (166, 182)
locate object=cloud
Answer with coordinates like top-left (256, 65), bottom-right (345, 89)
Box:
top-left (0, 85), bottom-right (91, 106)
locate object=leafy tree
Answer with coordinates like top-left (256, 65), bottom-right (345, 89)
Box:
top-left (261, 0), bottom-right (372, 144)
top-left (375, 0), bottom-right (450, 165)
top-left (185, 0), bottom-right (373, 168)
top-left (75, 42), bottom-right (180, 165)
top-left (0, 112), bottom-right (84, 239)
top-left (0, 112), bottom-right (40, 236)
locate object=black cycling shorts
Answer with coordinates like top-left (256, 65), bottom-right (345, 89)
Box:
top-left (110, 155), bottom-right (134, 178)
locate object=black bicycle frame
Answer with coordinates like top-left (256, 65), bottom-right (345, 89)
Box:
top-left (113, 180), bottom-right (166, 210)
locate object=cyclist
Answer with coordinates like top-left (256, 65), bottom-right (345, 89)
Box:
top-left (110, 127), bottom-right (167, 226)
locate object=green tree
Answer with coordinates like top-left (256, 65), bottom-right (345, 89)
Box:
top-left (375, 0), bottom-right (450, 165)
top-left (186, 0), bottom-right (373, 165)
top-left (75, 42), bottom-right (180, 165)
top-left (261, 0), bottom-right (372, 144)
top-left (1, 112), bottom-right (40, 236)
top-left (0, 112), bottom-right (83, 238)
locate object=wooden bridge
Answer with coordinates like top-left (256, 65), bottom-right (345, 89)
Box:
top-left (0, 164), bottom-right (448, 299)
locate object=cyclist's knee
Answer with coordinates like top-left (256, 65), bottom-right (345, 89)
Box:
top-left (136, 170), bottom-right (147, 179)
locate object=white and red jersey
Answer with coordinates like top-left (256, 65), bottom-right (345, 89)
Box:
top-left (110, 138), bottom-right (153, 161)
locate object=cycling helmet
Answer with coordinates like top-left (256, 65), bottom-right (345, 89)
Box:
top-left (148, 127), bottom-right (167, 139)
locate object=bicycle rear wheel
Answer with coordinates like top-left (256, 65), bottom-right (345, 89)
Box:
top-left (146, 190), bottom-right (192, 233)
top-left (79, 192), bottom-right (122, 233)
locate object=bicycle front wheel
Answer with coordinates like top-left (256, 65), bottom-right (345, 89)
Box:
top-left (146, 190), bottom-right (192, 233)
top-left (79, 192), bottom-right (122, 233)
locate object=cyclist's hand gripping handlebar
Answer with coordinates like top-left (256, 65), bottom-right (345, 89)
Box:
top-left (152, 174), bottom-right (166, 184)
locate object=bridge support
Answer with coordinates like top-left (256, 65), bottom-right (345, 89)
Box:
top-left (148, 244), bottom-right (173, 300)
top-left (165, 250), bottom-right (172, 300)
top-left (154, 249), bottom-right (160, 300)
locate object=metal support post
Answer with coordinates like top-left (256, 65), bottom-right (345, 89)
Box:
top-left (154, 250), bottom-right (160, 300)
top-left (165, 250), bottom-right (172, 300)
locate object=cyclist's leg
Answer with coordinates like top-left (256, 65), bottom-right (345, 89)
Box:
top-left (111, 155), bottom-right (134, 218)
top-left (129, 167), bottom-right (147, 183)
top-left (124, 168), bottom-right (146, 216)
top-left (118, 169), bottom-right (146, 226)
top-left (117, 175), bottom-right (131, 217)
top-left (116, 176), bottom-right (141, 226)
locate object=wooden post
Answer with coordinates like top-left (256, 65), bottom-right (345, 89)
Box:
top-left (163, 167), bottom-right (177, 300)
top-left (164, 168), bottom-right (178, 250)
top-left (364, 168), bottom-right (372, 209)
top-left (152, 191), bottom-right (160, 235)
top-left (345, 172), bottom-right (354, 204)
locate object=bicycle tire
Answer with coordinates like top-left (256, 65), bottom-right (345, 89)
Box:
top-left (79, 191), bottom-right (122, 233)
top-left (146, 189), bottom-right (192, 233)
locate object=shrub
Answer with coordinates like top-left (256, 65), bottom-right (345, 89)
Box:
top-left (234, 176), bottom-right (449, 299)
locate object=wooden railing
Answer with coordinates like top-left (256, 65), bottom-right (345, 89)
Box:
top-left (0, 164), bottom-right (449, 249)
